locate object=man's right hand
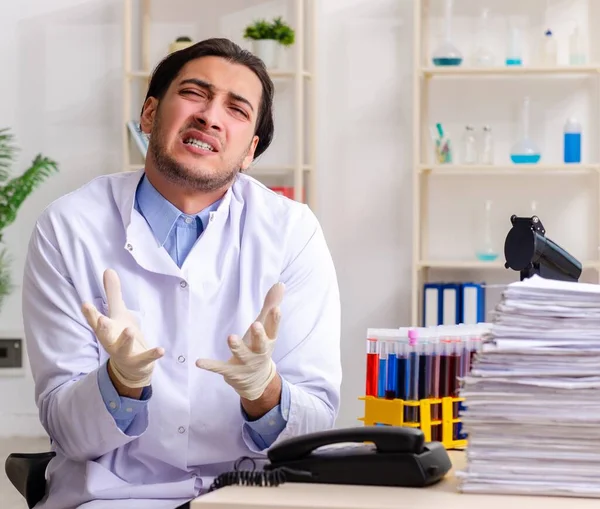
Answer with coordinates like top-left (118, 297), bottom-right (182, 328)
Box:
top-left (82, 269), bottom-right (164, 390)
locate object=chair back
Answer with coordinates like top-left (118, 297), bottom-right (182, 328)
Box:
top-left (5, 452), bottom-right (55, 508)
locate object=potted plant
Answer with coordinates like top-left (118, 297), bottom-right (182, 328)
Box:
top-left (0, 128), bottom-right (58, 312)
top-left (169, 36), bottom-right (194, 54)
top-left (243, 16), bottom-right (295, 69)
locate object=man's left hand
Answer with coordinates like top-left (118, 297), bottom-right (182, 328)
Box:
top-left (196, 283), bottom-right (284, 401)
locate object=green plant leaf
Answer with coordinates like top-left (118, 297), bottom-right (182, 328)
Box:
top-left (243, 16), bottom-right (295, 45)
top-left (0, 154), bottom-right (59, 232)
top-left (0, 128), bottom-right (18, 184)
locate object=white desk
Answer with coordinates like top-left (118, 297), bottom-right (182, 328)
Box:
top-left (192, 451), bottom-right (599, 509)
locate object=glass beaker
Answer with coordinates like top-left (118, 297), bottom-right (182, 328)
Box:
top-left (506, 20), bottom-right (523, 66)
top-left (510, 96), bottom-right (541, 164)
top-left (475, 200), bottom-right (499, 262)
top-left (471, 8), bottom-right (495, 67)
top-left (432, 0), bottom-right (463, 66)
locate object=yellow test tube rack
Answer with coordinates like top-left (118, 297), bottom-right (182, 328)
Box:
top-left (358, 396), bottom-right (467, 449)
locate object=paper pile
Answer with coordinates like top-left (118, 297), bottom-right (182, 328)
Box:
top-left (457, 274), bottom-right (600, 498)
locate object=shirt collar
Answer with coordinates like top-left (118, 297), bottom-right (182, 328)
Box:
top-left (134, 173), bottom-right (222, 246)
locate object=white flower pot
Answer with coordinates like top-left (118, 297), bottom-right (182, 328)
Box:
top-left (253, 39), bottom-right (280, 69)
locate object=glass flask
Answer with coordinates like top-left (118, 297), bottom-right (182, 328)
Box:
top-left (510, 96), bottom-right (541, 164)
top-left (432, 0), bottom-right (463, 66)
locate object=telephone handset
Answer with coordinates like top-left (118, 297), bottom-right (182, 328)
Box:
top-left (208, 426), bottom-right (452, 492)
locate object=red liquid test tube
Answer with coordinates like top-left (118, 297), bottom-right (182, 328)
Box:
top-left (365, 337), bottom-right (379, 397)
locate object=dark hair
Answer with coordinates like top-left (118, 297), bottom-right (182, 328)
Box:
top-left (142, 38), bottom-right (275, 158)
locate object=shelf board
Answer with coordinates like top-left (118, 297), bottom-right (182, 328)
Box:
top-left (419, 164), bottom-right (600, 175)
top-left (421, 65), bottom-right (600, 77)
top-left (419, 260), bottom-right (600, 270)
top-left (126, 69), bottom-right (311, 80)
top-left (419, 260), bottom-right (506, 269)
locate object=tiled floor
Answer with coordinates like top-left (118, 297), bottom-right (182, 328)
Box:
top-left (1, 436), bottom-right (50, 509)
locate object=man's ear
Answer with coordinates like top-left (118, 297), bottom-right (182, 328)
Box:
top-left (140, 97), bottom-right (158, 134)
top-left (241, 136), bottom-right (260, 171)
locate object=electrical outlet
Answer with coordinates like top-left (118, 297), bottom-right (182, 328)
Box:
top-left (0, 338), bottom-right (22, 368)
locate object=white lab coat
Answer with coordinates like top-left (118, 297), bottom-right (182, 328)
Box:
top-left (22, 170), bottom-right (341, 508)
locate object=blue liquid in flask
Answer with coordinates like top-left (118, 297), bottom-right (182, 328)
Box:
top-left (432, 57), bottom-right (463, 66)
top-left (510, 153), bottom-right (541, 164)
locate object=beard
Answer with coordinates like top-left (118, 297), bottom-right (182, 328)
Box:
top-left (147, 116), bottom-right (248, 193)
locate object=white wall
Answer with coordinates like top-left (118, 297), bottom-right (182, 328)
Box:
top-left (0, 0), bottom-right (595, 437)
top-left (0, 0), bottom-right (124, 436)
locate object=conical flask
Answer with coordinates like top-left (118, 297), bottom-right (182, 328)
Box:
top-left (432, 0), bottom-right (463, 66)
top-left (510, 96), bottom-right (541, 164)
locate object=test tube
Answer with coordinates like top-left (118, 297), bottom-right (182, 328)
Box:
top-left (452, 338), bottom-right (463, 420)
top-left (461, 333), bottom-right (473, 377)
top-left (365, 337), bottom-right (379, 397)
top-left (398, 338), bottom-right (410, 401)
top-left (430, 334), bottom-right (441, 441)
top-left (385, 340), bottom-right (398, 399)
top-left (405, 329), bottom-right (420, 423)
top-left (439, 338), bottom-right (452, 400)
top-left (377, 341), bottom-right (388, 398)
top-left (418, 331), bottom-right (431, 400)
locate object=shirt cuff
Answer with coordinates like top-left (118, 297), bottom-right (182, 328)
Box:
top-left (241, 375), bottom-right (291, 450)
top-left (97, 361), bottom-right (151, 432)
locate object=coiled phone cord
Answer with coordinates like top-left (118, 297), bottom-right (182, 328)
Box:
top-left (207, 456), bottom-right (313, 492)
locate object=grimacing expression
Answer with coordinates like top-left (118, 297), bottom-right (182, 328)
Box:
top-left (141, 56), bottom-right (262, 192)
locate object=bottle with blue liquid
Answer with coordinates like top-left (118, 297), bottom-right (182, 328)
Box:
top-left (564, 117), bottom-right (581, 164)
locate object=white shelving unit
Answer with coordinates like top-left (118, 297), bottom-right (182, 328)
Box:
top-left (121, 0), bottom-right (317, 210)
top-left (411, 0), bottom-right (600, 326)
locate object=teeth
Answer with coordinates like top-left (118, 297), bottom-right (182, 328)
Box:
top-left (185, 138), bottom-right (214, 151)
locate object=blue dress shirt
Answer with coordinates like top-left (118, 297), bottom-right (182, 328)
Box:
top-left (97, 174), bottom-right (289, 449)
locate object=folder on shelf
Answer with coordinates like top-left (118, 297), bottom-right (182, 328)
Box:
top-left (422, 283), bottom-right (442, 326)
top-left (460, 282), bottom-right (485, 324)
top-left (441, 283), bottom-right (461, 325)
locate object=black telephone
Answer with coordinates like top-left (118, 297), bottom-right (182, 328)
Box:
top-left (208, 426), bottom-right (452, 491)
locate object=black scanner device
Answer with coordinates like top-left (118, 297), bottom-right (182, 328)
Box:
top-left (209, 426), bottom-right (452, 491)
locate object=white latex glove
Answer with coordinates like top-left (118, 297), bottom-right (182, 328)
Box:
top-left (196, 282), bottom-right (285, 401)
top-left (82, 269), bottom-right (164, 388)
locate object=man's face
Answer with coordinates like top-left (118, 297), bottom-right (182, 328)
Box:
top-left (141, 56), bottom-right (262, 192)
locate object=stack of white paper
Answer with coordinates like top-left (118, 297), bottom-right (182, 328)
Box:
top-left (457, 274), bottom-right (600, 498)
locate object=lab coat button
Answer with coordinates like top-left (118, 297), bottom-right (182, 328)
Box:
top-left (126, 243), bottom-right (133, 251)
top-left (178, 426), bottom-right (186, 434)
top-left (180, 280), bottom-right (188, 289)
top-left (178, 355), bottom-right (185, 363)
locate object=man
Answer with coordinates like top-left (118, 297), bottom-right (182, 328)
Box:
top-left (22, 38), bottom-right (341, 509)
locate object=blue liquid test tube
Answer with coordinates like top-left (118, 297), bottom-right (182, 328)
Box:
top-left (377, 341), bottom-right (388, 398)
top-left (385, 340), bottom-right (398, 399)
